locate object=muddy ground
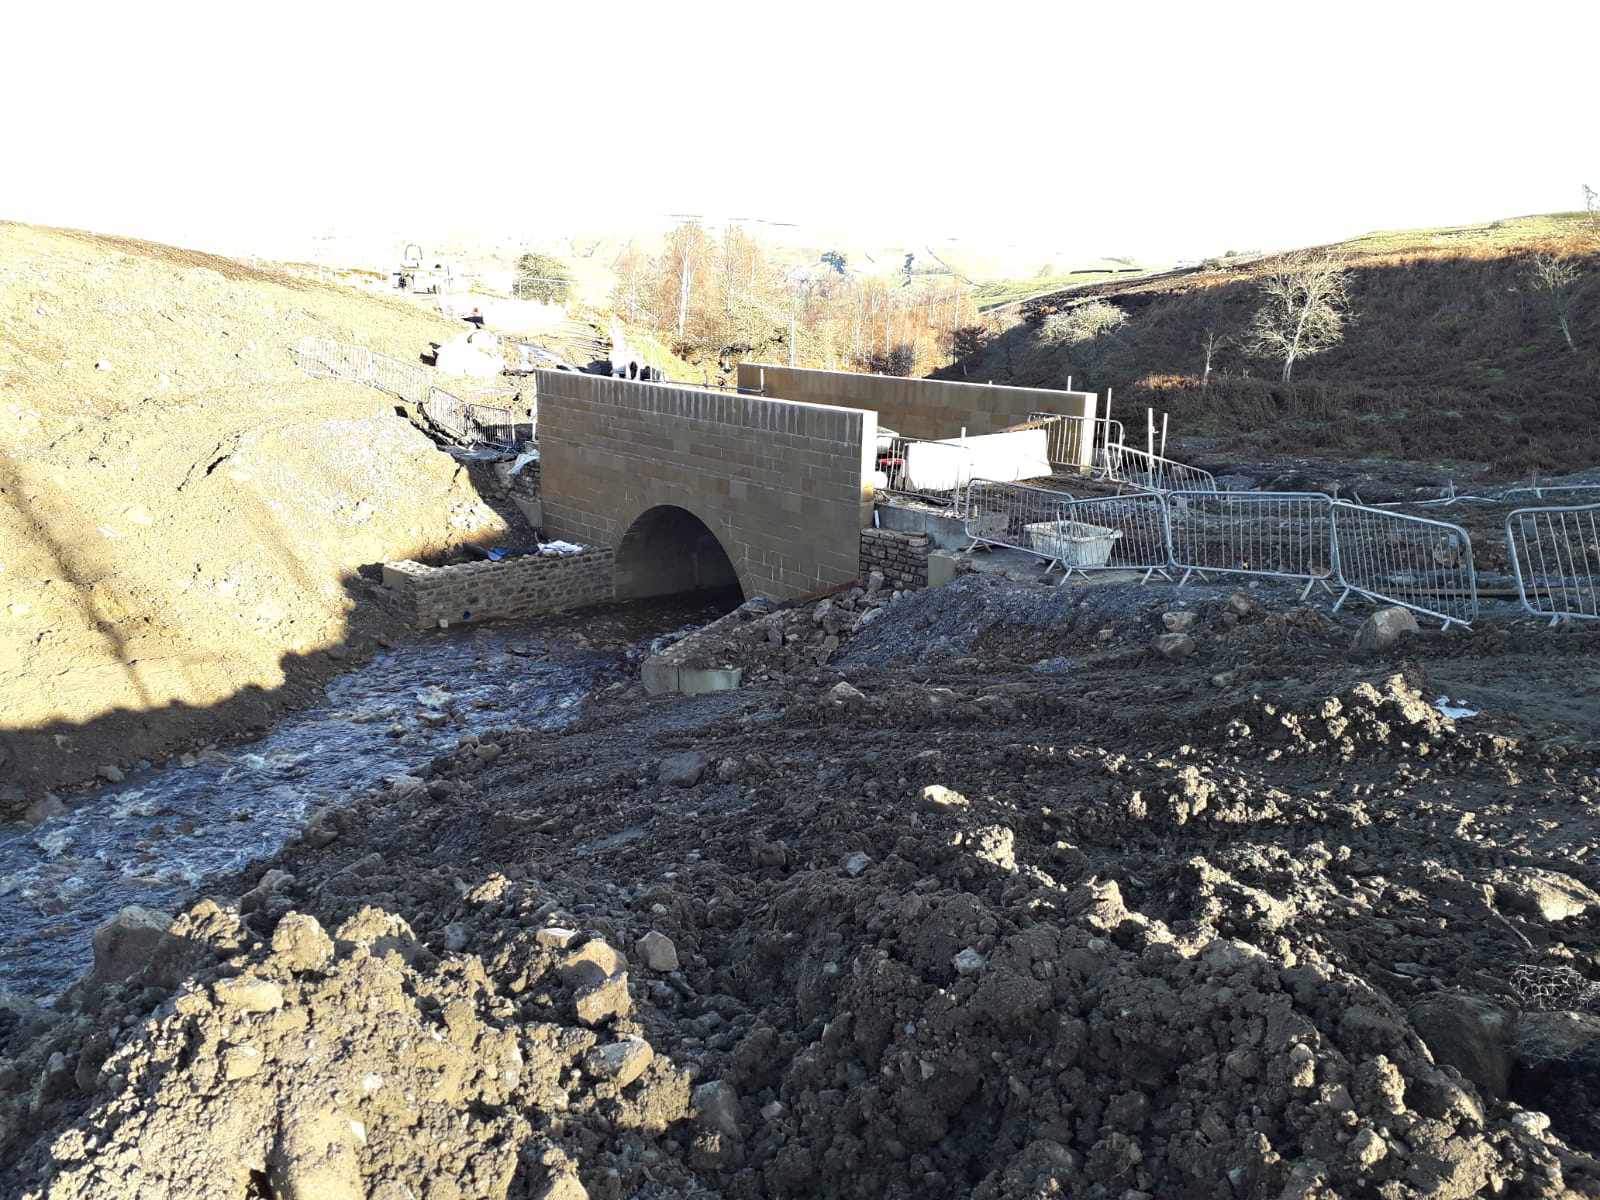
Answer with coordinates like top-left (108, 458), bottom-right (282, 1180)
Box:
top-left (6, 572), bottom-right (1600, 1198)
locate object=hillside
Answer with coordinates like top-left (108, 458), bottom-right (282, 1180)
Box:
top-left (0, 223), bottom-right (518, 809)
top-left (946, 213), bottom-right (1600, 478)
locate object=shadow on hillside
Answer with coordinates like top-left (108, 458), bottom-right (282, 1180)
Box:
top-left (944, 245), bottom-right (1600, 477)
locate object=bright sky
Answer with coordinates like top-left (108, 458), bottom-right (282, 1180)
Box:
top-left (6, 0), bottom-right (1597, 270)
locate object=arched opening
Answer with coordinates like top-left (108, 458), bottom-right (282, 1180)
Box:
top-left (614, 505), bottom-right (743, 603)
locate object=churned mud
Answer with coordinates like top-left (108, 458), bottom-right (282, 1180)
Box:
top-left (5, 574), bottom-right (1600, 1198)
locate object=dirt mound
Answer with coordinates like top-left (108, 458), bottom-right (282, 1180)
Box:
top-left (0, 223), bottom-right (516, 806)
top-left (9, 578), bottom-right (1600, 1197)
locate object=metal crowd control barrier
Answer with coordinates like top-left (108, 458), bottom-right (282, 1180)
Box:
top-left (1166, 491), bottom-right (1336, 598)
top-left (964, 480), bottom-right (1171, 583)
top-left (1506, 503), bottom-right (1600, 624)
top-left (1100, 442), bottom-right (1217, 493)
top-left (1025, 411), bottom-right (1124, 474)
top-left (878, 435), bottom-right (973, 506)
top-left (1330, 502), bottom-right (1477, 629)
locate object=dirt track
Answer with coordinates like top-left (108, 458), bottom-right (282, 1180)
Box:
top-left (7, 575), bottom-right (1600, 1198)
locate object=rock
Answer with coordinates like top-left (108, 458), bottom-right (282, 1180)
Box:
top-left (534, 1174), bottom-right (589, 1200)
top-left (866, 569), bottom-right (885, 594)
top-left (1350, 1127), bottom-right (1387, 1168)
top-left (922, 784), bottom-right (969, 810)
top-left (241, 868), bottom-right (296, 914)
top-left (271, 912), bottom-right (334, 973)
top-left (214, 976), bottom-right (285, 1012)
top-left (693, 1079), bottom-right (743, 1140)
top-left (636, 931), bottom-right (679, 972)
top-left (1152, 633), bottom-right (1196, 660)
top-left (853, 607), bottom-right (886, 632)
top-left (1162, 610), bottom-right (1198, 632)
top-left (761, 1100), bottom-right (787, 1121)
top-left (1515, 1010), bottom-right (1600, 1067)
top-left (827, 681), bottom-right (866, 706)
top-left (811, 598), bottom-right (834, 627)
top-left (96, 764), bottom-right (125, 783)
top-left (23, 794), bottom-right (66, 825)
top-left (442, 923), bottom-right (469, 952)
top-left (575, 972), bottom-right (631, 1026)
top-left (1226, 591), bottom-right (1256, 616)
top-left (1494, 867), bottom-right (1600, 922)
top-left (222, 1044), bottom-right (264, 1081)
top-left (536, 926), bottom-right (580, 950)
top-left (1351, 606), bottom-right (1420, 654)
top-left (559, 940), bottom-right (627, 987)
top-left (90, 905), bottom-right (173, 988)
top-left (659, 752), bottom-right (709, 788)
top-left (268, 1107), bottom-right (363, 1200)
top-left (586, 1036), bottom-right (654, 1088)
top-left (841, 851), bottom-right (871, 877)
top-left (1408, 993), bottom-right (1514, 1098)
top-left (715, 757), bottom-right (743, 782)
top-left (953, 947), bottom-right (985, 976)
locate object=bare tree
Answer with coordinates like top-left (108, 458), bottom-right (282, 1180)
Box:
top-left (1527, 252), bottom-right (1581, 352)
top-left (1243, 252), bottom-right (1352, 383)
top-left (1200, 326), bottom-right (1229, 390)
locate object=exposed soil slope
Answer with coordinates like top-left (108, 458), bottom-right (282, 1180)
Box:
top-left (0, 223), bottom-right (514, 807)
top-left (949, 214), bottom-right (1600, 478)
top-left (7, 577), bottom-right (1600, 1198)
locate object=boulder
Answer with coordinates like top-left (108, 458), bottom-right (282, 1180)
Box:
top-left (636, 931), bottom-right (679, 972)
top-left (90, 906), bottom-right (173, 989)
top-left (22, 794), bottom-right (66, 826)
top-left (1351, 606), bottom-right (1420, 654)
top-left (1408, 993), bottom-right (1514, 1098)
top-left (1152, 633), bottom-right (1196, 660)
top-left (1494, 867), bottom-right (1600, 923)
top-left (1162, 610), bottom-right (1198, 633)
top-left (1516, 1010), bottom-right (1600, 1068)
top-left (659, 752), bottom-right (709, 788)
top-left (586, 1036), bottom-right (654, 1088)
top-left (271, 913), bottom-right (335, 973)
top-left (693, 1079), bottom-right (742, 1140)
top-left (575, 972), bottom-right (631, 1026)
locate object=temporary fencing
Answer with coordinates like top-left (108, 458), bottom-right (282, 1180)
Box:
top-left (1330, 503), bottom-right (1478, 629)
top-left (1505, 502), bottom-right (1600, 623)
top-left (964, 480), bottom-right (1171, 582)
top-left (877, 436), bottom-right (975, 506)
top-left (1166, 491), bottom-right (1336, 598)
top-left (1025, 411), bottom-right (1124, 474)
top-left (1100, 442), bottom-right (1217, 493)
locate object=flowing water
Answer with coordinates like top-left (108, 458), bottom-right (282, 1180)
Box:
top-left (0, 594), bottom-right (734, 1001)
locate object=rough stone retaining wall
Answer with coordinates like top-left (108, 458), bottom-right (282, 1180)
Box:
top-left (860, 528), bottom-right (929, 590)
top-left (382, 549), bottom-right (614, 629)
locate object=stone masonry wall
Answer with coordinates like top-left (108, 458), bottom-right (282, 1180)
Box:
top-left (860, 528), bottom-right (929, 590)
top-left (536, 371), bottom-right (875, 600)
top-left (382, 549), bottom-right (614, 630)
top-left (738, 363), bottom-right (1097, 448)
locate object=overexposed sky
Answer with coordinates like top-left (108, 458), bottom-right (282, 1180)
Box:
top-left (5, 0), bottom-right (1597, 268)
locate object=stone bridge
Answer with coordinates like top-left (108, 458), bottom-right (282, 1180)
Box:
top-left (534, 370), bottom-right (876, 601)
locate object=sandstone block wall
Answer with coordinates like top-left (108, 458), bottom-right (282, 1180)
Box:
top-left (860, 528), bottom-right (929, 590)
top-left (737, 363), bottom-right (1097, 449)
top-left (382, 549), bottom-right (614, 629)
top-left (535, 371), bottom-right (875, 601)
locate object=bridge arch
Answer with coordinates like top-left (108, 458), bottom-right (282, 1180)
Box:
top-left (614, 504), bottom-right (747, 601)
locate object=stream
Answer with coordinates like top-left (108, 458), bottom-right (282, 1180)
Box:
top-left (0, 595), bottom-right (733, 1001)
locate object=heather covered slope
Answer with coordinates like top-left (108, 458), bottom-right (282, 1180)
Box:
top-left (950, 214), bottom-right (1600, 477)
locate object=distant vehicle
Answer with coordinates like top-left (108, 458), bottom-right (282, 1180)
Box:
top-left (393, 244), bottom-right (456, 294)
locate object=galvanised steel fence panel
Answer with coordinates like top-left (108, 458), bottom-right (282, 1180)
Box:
top-left (1025, 411), bottom-right (1125, 474)
top-left (1166, 491), bottom-right (1336, 598)
top-left (1100, 442), bottom-right (1217, 493)
top-left (1330, 502), bottom-right (1477, 629)
top-left (965, 480), bottom-right (1171, 583)
top-left (878, 435), bottom-right (973, 506)
top-left (1505, 503), bottom-right (1600, 623)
